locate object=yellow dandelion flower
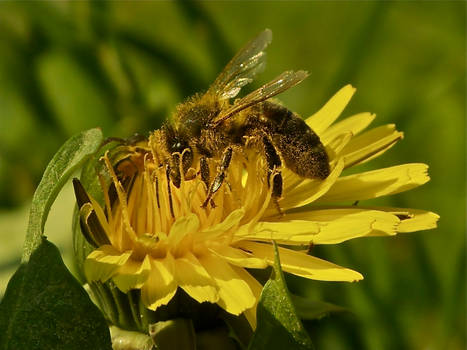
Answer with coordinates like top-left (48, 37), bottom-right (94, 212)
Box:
top-left (74, 84), bottom-right (438, 329)
top-left (72, 30), bottom-right (438, 330)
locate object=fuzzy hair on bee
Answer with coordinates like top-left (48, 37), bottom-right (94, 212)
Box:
top-left (150, 29), bottom-right (330, 211)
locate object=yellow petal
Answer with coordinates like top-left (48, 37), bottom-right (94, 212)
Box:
top-left (322, 112), bottom-right (376, 142)
top-left (236, 241), bottom-right (363, 282)
top-left (232, 267), bottom-right (263, 330)
top-left (195, 208), bottom-right (245, 242)
top-left (240, 209), bottom-right (399, 244)
top-left (200, 253), bottom-right (256, 315)
top-left (341, 125), bottom-right (403, 168)
top-left (287, 209), bottom-right (400, 243)
top-left (136, 233), bottom-right (166, 257)
top-left (325, 132), bottom-right (353, 159)
top-left (359, 207), bottom-right (439, 233)
top-left (168, 213), bottom-right (199, 247)
top-left (235, 220), bottom-right (320, 243)
top-left (316, 163), bottom-right (430, 203)
top-left (397, 209), bottom-right (439, 232)
top-left (277, 157), bottom-right (345, 212)
top-left (208, 245), bottom-right (268, 269)
top-left (174, 253), bottom-right (219, 304)
top-left (113, 255), bottom-right (151, 292)
top-left (84, 245), bottom-right (132, 283)
top-left (141, 255), bottom-right (177, 310)
top-left (306, 85), bottom-right (356, 134)
top-left (89, 196), bottom-right (112, 239)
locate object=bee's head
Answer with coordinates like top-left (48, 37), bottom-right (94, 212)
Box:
top-left (162, 123), bottom-right (194, 175)
top-left (163, 124), bottom-right (190, 154)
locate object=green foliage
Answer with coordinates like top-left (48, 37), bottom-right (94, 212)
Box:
top-left (22, 128), bottom-right (103, 262)
top-left (0, 129), bottom-right (110, 349)
top-left (0, 239), bottom-right (111, 350)
top-left (249, 242), bottom-right (314, 350)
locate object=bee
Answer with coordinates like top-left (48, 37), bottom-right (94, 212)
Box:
top-left (152, 29), bottom-right (330, 211)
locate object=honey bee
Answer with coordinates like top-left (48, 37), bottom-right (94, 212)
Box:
top-left (152, 29), bottom-right (330, 211)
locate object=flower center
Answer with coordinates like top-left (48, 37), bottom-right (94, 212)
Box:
top-left (101, 138), bottom-right (274, 260)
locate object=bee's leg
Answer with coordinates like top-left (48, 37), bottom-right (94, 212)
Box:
top-left (170, 153), bottom-right (182, 188)
top-left (271, 172), bottom-right (283, 202)
top-left (201, 147), bottom-right (233, 208)
top-left (165, 164), bottom-right (175, 218)
top-left (200, 156), bottom-right (210, 191)
top-left (181, 148), bottom-right (194, 179)
top-left (199, 156), bottom-right (216, 208)
top-left (262, 136), bottom-right (283, 215)
top-left (154, 173), bottom-right (161, 209)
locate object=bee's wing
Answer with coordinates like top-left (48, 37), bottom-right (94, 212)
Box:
top-left (214, 70), bottom-right (309, 125)
top-left (208, 29), bottom-right (272, 100)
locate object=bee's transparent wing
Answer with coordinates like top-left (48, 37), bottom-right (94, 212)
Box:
top-left (214, 70), bottom-right (309, 125)
top-left (209, 29), bottom-right (272, 100)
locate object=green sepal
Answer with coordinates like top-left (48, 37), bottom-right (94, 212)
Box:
top-left (248, 241), bottom-right (314, 350)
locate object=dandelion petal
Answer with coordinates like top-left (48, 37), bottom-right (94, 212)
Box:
top-left (322, 112), bottom-right (376, 142)
top-left (232, 266), bottom-right (263, 330)
top-left (361, 207), bottom-right (440, 234)
top-left (174, 253), bottom-right (219, 304)
top-left (113, 255), bottom-right (151, 292)
top-left (84, 245), bottom-right (132, 283)
top-left (208, 245), bottom-right (268, 269)
top-left (342, 124), bottom-right (403, 168)
top-left (236, 241), bottom-right (363, 282)
top-left (200, 254), bottom-right (256, 315)
top-left (306, 84), bottom-right (356, 134)
top-left (316, 163), bottom-right (430, 203)
top-left (141, 256), bottom-right (177, 310)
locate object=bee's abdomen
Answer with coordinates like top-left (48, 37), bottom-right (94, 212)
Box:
top-left (262, 102), bottom-right (330, 180)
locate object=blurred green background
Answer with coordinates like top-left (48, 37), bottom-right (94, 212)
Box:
top-left (0, 1), bottom-right (464, 349)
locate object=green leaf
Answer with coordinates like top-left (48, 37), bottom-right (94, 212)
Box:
top-left (248, 242), bottom-right (314, 350)
top-left (291, 294), bottom-right (348, 320)
top-left (22, 128), bottom-right (103, 262)
top-left (0, 239), bottom-right (112, 350)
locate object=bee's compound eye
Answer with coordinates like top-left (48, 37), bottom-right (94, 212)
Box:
top-left (171, 142), bottom-right (181, 150)
top-left (170, 140), bottom-right (188, 153)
